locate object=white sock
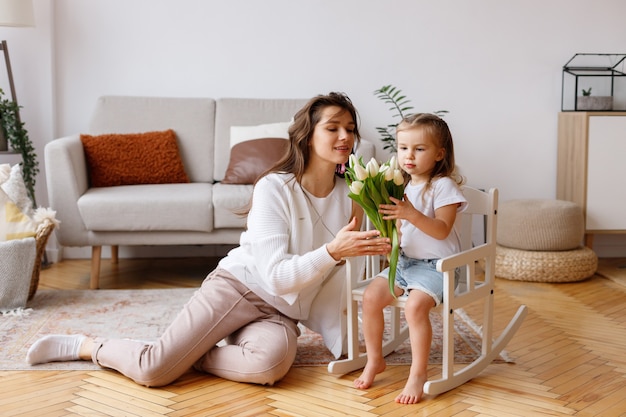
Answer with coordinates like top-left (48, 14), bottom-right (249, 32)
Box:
top-left (26, 334), bottom-right (87, 365)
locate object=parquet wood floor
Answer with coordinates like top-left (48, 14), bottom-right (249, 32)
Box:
top-left (1, 257), bottom-right (625, 416)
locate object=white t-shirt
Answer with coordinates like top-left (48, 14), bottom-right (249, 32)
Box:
top-left (400, 176), bottom-right (467, 260)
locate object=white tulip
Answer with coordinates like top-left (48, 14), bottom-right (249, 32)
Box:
top-left (354, 163), bottom-right (368, 181)
top-left (389, 155), bottom-right (398, 170)
top-left (393, 169), bottom-right (404, 186)
top-left (349, 154), bottom-right (358, 168)
top-left (349, 181), bottom-right (364, 195)
top-left (366, 158), bottom-right (379, 177)
top-left (383, 165), bottom-right (394, 181)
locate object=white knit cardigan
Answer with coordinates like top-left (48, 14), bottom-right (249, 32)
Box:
top-left (219, 173), bottom-right (362, 357)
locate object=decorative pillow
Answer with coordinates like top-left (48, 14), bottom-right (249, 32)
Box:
top-left (0, 188), bottom-right (38, 242)
top-left (80, 129), bottom-right (189, 187)
top-left (222, 121), bottom-right (292, 185)
top-left (0, 163), bottom-right (33, 217)
top-left (222, 138), bottom-right (288, 184)
top-left (230, 121), bottom-right (291, 147)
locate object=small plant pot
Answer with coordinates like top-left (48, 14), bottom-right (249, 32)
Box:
top-left (577, 96), bottom-right (613, 111)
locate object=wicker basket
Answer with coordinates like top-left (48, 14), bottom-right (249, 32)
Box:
top-left (495, 245), bottom-right (598, 283)
top-left (27, 220), bottom-right (55, 300)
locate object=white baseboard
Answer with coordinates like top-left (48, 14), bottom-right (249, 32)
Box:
top-left (46, 236), bottom-right (625, 264)
top-left (44, 247), bottom-right (63, 264)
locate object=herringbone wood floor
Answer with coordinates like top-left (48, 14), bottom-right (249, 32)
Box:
top-left (2, 256), bottom-right (626, 416)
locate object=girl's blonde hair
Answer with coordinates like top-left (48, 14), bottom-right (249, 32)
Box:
top-left (397, 113), bottom-right (464, 195)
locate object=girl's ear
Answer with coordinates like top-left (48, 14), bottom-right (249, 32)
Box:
top-left (436, 148), bottom-right (446, 162)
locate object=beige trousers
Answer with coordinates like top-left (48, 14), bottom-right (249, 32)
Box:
top-left (91, 268), bottom-right (299, 387)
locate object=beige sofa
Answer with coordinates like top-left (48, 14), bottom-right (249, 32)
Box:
top-left (45, 96), bottom-right (375, 288)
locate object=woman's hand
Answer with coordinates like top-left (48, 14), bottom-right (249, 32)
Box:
top-left (326, 217), bottom-right (392, 262)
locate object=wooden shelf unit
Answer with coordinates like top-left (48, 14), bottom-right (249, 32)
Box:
top-left (557, 111), bottom-right (626, 248)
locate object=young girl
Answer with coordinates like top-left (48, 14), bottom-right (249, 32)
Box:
top-left (353, 113), bottom-right (466, 404)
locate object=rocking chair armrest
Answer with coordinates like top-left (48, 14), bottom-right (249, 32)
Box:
top-left (436, 243), bottom-right (493, 273)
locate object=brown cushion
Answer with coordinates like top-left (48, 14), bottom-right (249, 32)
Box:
top-left (81, 130), bottom-right (189, 187)
top-left (222, 138), bottom-right (288, 184)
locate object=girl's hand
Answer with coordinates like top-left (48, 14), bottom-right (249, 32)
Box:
top-left (326, 217), bottom-right (392, 261)
top-left (379, 194), bottom-right (418, 221)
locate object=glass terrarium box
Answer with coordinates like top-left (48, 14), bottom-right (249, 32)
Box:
top-left (561, 53), bottom-right (626, 111)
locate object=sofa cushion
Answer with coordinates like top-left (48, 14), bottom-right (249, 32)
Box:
top-left (0, 164), bottom-right (34, 218)
top-left (0, 188), bottom-right (38, 241)
top-left (213, 98), bottom-right (309, 181)
top-left (230, 121), bottom-right (291, 145)
top-left (89, 96), bottom-right (216, 183)
top-left (77, 183), bottom-right (213, 232)
top-left (212, 183), bottom-right (253, 228)
top-left (81, 130), bottom-right (190, 187)
top-left (222, 138), bottom-right (288, 184)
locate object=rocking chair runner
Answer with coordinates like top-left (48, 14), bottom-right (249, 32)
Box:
top-left (328, 186), bottom-right (528, 396)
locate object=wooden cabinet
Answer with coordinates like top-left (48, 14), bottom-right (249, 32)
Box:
top-left (557, 112), bottom-right (626, 247)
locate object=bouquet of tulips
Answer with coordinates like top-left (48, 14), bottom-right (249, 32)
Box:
top-left (345, 154), bottom-right (405, 295)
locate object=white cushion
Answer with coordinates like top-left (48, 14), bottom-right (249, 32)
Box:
top-left (212, 183), bottom-right (253, 228)
top-left (230, 121), bottom-right (291, 147)
top-left (77, 183), bottom-right (213, 232)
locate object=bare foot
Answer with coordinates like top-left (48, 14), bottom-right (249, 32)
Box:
top-left (353, 359), bottom-right (386, 390)
top-left (395, 374), bottom-right (427, 404)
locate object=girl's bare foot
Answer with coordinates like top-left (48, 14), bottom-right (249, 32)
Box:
top-left (395, 374), bottom-right (427, 404)
top-left (353, 359), bottom-right (386, 389)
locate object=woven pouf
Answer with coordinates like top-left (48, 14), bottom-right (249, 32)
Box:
top-left (495, 245), bottom-right (597, 282)
top-left (497, 199), bottom-right (584, 251)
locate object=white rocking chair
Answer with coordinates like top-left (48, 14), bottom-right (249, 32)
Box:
top-left (328, 186), bottom-right (528, 396)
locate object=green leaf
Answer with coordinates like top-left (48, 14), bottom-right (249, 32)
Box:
top-left (373, 84), bottom-right (449, 154)
top-left (388, 227), bottom-right (400, 297)
top-left (0, 88), bottom-right (38, 205)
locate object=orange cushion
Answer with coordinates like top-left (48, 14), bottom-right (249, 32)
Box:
top-left (222, 138), bottom-right (288, 184)
top-left (81, 130), bottom-right (189, 187)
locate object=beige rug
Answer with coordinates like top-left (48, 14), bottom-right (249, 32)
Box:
top-left (596, 258), bottom-right (626, 289)
top-left (1, 288), bottom-right (503, 371)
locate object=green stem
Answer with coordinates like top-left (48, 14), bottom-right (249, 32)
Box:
top-left (388, 227), bottom-right (399, 297)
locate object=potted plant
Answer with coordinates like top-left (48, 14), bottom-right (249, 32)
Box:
top-left (373, 84), bottom-right (448, 153)
top-left (0, 87), bottom-right (39, 204)
top-left (577, 87), bottom-right (613, 111)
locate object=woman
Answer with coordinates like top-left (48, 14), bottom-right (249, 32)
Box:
top-left (27, 92), bottom-right (391, 387)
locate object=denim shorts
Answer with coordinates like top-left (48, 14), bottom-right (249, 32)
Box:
top-left (378, 255), bottom-right (460, 306)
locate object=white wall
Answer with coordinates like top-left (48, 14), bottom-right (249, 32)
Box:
top-left (2, 0), bottom-right (625, 257)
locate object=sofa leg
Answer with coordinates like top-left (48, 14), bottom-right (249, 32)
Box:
top-left (91, 246), bottom-right (101, 289)
top-left (111, 245), bottom-right (119, 264)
